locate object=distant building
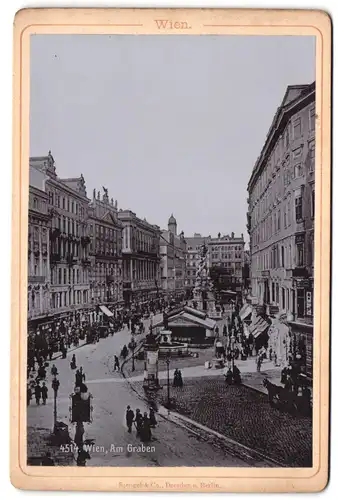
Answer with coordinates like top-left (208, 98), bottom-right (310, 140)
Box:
top-left (88, 188), bottom-right (123, 307)
top-left (208, 232), bottom-right (245, 294)
top-left (184, 233), bottom-right (208, 290)
top-left (247, 82), bottom-right (315, 375)
top-left (118, 210), bottom-right (161, 305)
top-left (160, 214), bottom-right (187, 297)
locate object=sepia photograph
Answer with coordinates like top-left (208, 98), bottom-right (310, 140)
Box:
top-left (26, 31), bottom-right (317, 469)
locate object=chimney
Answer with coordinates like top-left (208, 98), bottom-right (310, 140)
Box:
top-left (231, 232), bottom-right (234, 239)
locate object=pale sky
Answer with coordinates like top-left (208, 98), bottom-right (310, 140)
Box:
top-left (30, 34), bottom-right (315, 241)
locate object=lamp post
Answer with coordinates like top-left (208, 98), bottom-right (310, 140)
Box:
top-left (52, 375), bottom-right (60, 432)
top-left (131, 336), bottom-right (136, 372)
top-left (165, 354), bottom-right (171, 409)
top-left (230, 328), bottom-right (236, 372)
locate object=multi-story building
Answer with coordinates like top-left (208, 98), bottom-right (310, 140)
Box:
top-left (118, 210), bottom-right (161, 305)
top-left (208, 232), bottom-right (245, 293)
top-left (88, 188), bottom-right (123, 307)
top-left (247, 82), bottom-right (315, 375)
top-left (160, 215), bottom-right (187, 296)
top-left (185, 233), bottom-right (208, 290)
top-left (29, 152), bottom-right (91, 315)
top-left (28, 166), bottom-right (51, 321)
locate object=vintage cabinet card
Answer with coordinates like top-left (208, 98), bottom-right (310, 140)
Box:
top-left (11, 7), bottom-right (331, 492)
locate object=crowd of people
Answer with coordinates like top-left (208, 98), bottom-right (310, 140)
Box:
top-left (125, 405), bottom-right (157, 442)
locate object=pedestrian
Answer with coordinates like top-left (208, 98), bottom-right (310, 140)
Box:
top-left (70, 354), bottom-right (77, 370)
top-left (125, 405), bottom-right (135, 433)
top-left (114, 355), bottom-right (120, 371)
top-left (35, 382), bottom-right (41, 405)
top-left (41, 382), bottom-right (48, 405)
top-left (141, 412), bottom-right (152, 442)
top-left (135, 408), bottom-right (143, 437)
top-left (257, 354), bottom-right (262, 372)
top-left (149, 408), bottom-right (157, 428)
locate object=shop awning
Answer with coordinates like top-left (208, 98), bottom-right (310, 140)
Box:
top-left (99, 305), bottom-right (114, 317)
top-left (239, 303), bottom-right (252, 321)
top-left (249, 315), bottom-right (270, 338)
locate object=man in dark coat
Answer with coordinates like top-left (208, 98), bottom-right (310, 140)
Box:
top-left (126, 405), bottom-right (135, 433)
top-left (35, 383), bottom-right (41, 405)
top-left (41, 382), bottom-right (48, 405)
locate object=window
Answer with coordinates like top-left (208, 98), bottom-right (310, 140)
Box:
top-left (62, 197), bottom-right (65, 209)
top-left (294, 163), bottom-right (302, 178)
top-left (281, 246), bottom-right (285, 267)
top-left (293, 118), bottom-right (302, 139)
top-left (293, 147), bottom-right (302, 160)
top-left (282, 288), bottom-right (285, 310)
top-left (311, 189), bottom-right (315, 218)
top-left (309, 106), bottom-right (315, 131)
top-left (284, 207), bottom-right (287, 229)
top-left (295, 193), bottom-right (303, 221)
top-left (67, 199), bottom-right (70, 212)
top-left (309, 142), bottom-right (315, 172)
top-left (297, 288), bottom-right (305, 318)
top-left (63, 268), bottom-right (67, 285)
top-left (296, 242), bottom-right (304, 266)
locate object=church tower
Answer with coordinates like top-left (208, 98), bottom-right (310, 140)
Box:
top-left (168, 214), bottom-right (177, 235)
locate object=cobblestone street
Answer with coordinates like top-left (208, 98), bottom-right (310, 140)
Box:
top-left (140, 376), bottom-right (312, 467)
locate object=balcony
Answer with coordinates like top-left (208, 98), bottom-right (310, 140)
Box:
top-left (123, 281), bottom-right (132, 290)
top-left (28, 275), bottom-right (46, 284)
top-left (81, 258), bottom-right (91, 268)
top-left (292, 267), bottom-right (309, 278)
top-left (261, 270), bottom-right (270, 277)
top-left (66, 254), bottom-right (77, 267)
top-left (50, 228), bottom-right (61, 240)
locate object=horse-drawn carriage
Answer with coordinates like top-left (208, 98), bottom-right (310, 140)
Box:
top-left (263, 377), bottom-right (312, 416)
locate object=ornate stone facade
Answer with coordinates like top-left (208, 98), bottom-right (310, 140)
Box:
top-left (28, 177), bottom-right (51, 319)
top-left (247, 82), bottom-right (315, 375)
top-left (118, 209), bottom-right (161, 304)
top-left (88, 188), bottom-right (123, 306)
top-left (29, 152), bottom-right (91, 314)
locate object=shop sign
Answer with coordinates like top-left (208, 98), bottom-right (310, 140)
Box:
top-left (295, 279), bottom-right (310, 288)
top-left (306, 291), bottom-right (312, 316)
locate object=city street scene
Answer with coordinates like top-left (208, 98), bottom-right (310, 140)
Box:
top-left (27, 34), bottom-right (315, 468)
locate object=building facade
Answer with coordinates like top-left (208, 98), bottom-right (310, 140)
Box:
top-left (247, 82), bottom-right (315, 375)
top-left (88, 188), bottom-right (123, 307)
top-left (208, 232), bottom-right (245, 293)
top-left (29, 152), bottom-right (91, 315)
top-left (118, 210), bottom-right (161, 305)
top-left (28, 167), bottom-right (51, 320)
top-left (160, 215), bottom-right (187, 296)
top-left (185, 233), bottom-right (208, 290)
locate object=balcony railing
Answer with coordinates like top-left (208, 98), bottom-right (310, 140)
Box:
top-left (81, 258), bottom-right (91, 268)
top-left (28, 275), bottom-right (46, 284)
top-left (67, 254), bottom-right (77, 267)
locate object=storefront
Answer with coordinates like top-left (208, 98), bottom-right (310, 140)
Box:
top-left (288, 321), bottom-right (313, 377)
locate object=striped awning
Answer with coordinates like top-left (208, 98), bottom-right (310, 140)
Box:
top-left (99, 305), bottom-right (114, 317)
top-left (249, 315), bottom-right (270, 338)
top-left (239, 303), bottom-right (252, 321)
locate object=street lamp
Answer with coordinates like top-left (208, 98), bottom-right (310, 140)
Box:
top-left (230, 328), bottom-right (236, 373)
top-left (165, 354), bottom-right (171, 409)
top-left (52, 375), bottom-right (60, 432)
top-left (130, 336), bottom-right (137, 372)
